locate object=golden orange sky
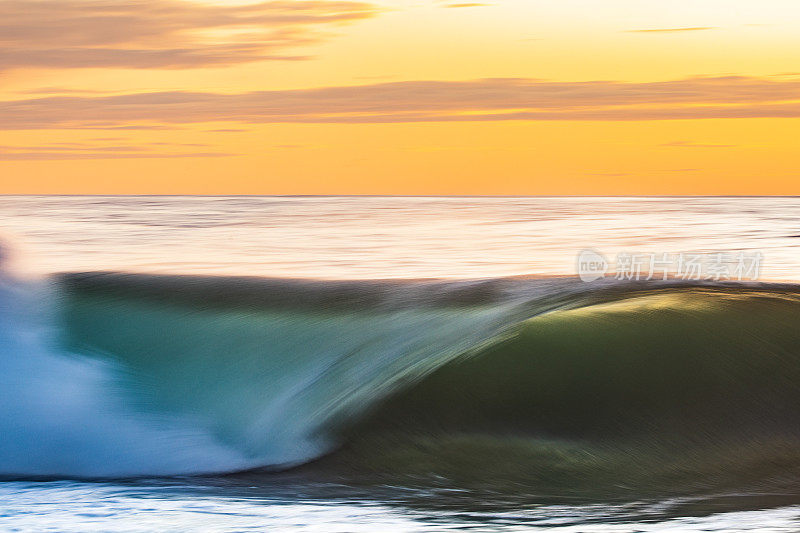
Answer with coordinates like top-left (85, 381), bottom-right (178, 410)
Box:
top-left (2, 0), bottom-right (800, 194)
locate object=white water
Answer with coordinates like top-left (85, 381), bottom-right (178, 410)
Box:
top-left (0, 262), bottom-right (259, 477)
top-left (3, 480), bottom-right (800, 532)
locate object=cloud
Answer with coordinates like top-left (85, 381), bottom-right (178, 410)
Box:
top-left (660, 141), bottom-right (735, 148)
top-left (588, 172), bottom-right (631, 177)
top-left (442, 3), bottom-right (488, 7)
top-left (0, 142), bottom-right (232, 159)
top-left (80, 125), bottom-right (177, 130)
top-left (148, 141), bottom-right (209, 146)
top-left (625, 27), bottom-right (716, 33)
top-left (4, 75), bottom-right (800, 129)
top-left (0, 0), bottom-right (377, 70)
top-left (18, 86), bottom-right (110, 95)
top-left (0, 152), bottom-right (231, 160)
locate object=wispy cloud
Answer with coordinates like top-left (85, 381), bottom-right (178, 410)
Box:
top-left (0, 152), bottom-right (230, 160)
top-left (589, 172), bottom-right (630, 177)
top-left (205, 128), bottom-right (249, 133)
top-left (80, 125), bottom-right (177, 130)
top-left (4, 75), bottom-right (800, 129)
top-left (660, 141), bottom-right (736, 148)
top-left (18, 86), bottom-right (110, 95)
top-left (625, 27), bottom-right (715, 33)
top-left (0, 0), bottom-right (378, 70)
top-left (442, 3), bottom-right (488, 7)
top-left (0, 142), bottom-right (232, 159)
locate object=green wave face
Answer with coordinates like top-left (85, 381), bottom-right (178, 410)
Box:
top-left (362, 291), bottom-right (800, 439)
top-left (56, 273), bottom-right (800, 495)
top-left (333, 290), bottom-right (800, 497)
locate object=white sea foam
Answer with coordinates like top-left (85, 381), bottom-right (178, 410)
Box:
top-left (0, 249), bottom-right (257, 477)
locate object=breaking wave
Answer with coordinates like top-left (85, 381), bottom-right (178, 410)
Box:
top-left (2, 263), bottom-right (800, 492)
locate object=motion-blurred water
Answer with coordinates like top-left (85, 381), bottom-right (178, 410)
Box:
top-left (2, 195), bottom-right (800, 533)
top-left (0, 195), bottom-right (797, 279)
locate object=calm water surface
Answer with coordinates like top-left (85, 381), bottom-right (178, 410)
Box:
top-left (0, 195), bottom-right (797, 280)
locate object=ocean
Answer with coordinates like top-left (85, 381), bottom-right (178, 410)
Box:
top-left (1, 196), bottom-right (799, 532)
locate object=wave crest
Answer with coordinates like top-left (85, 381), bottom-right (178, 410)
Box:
top-left (2, 269), bottom-right (800, 484)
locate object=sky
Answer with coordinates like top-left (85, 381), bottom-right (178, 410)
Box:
top-left (1, 0), bottom-right (800, 194)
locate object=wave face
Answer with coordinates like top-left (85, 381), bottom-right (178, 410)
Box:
top-left (330, 289), bottom-right (800, 497)
top-left (2, 268), bottom-right (800, 489)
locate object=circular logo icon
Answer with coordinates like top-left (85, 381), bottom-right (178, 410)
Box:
top-left (576, 249), bottom-right (608, 282)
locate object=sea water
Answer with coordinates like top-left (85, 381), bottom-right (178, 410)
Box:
top-left (1, 196), bottom-right (799, 532)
